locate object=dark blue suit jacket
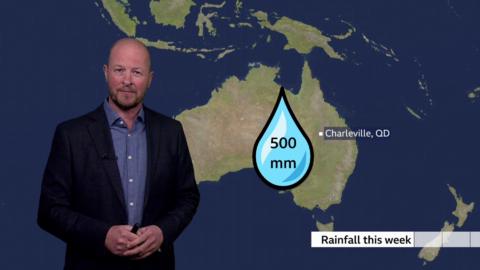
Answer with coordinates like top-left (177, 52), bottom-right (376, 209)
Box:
top-left (38, 105), bottom-right (200, 270)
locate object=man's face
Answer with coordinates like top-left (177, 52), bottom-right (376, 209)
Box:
top-left (104, 42), bottom-right (153, 111)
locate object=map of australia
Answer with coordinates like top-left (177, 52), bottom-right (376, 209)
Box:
top-left (98, 0), bottom-right (358, 222)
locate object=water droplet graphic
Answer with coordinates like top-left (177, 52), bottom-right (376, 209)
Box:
top-left (253, 87), bottom-right (314, 189)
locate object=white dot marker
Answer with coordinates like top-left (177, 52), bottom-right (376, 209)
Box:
top-left (318, 131), bottom-right (324, 137)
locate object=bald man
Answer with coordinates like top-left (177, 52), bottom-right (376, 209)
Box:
top-left (38, 38), bottom-right (200, 270)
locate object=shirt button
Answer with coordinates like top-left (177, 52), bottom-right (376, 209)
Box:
top-left (128, 155), bottom-right (132, 160)
top-left (129, 178), bottom-right (133, 183)
top-left (129, 202), bottom-right (134, 207)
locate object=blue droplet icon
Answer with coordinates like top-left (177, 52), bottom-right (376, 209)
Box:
top-left (253, 87), bottom-right (314, 190)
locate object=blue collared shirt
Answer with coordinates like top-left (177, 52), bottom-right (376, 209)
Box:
top-left (103, 99), bottom-right (147, 225)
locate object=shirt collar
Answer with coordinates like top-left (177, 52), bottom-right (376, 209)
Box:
top-left (103, 98), bottom-right (145, 127)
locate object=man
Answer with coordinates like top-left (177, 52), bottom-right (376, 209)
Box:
top-left (38, 38), bottom-right (200, 270)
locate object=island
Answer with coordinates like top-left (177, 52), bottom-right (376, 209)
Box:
top-left (150, 0), bottom-right (196, 29)
top-left (418, 185), bottom-right (474, 263)
top-left (176, 61), bottom-right (358, 212)
top-left (251, 10), bottom-right (343, 59)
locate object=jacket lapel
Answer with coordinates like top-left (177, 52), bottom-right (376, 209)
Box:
top-left (143, 106), bottom-right (159, 210)
top-left (86, 106), bottom-right (126, 210)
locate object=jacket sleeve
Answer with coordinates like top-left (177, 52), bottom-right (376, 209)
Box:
top-left (37, 124), bottom-right (111, 257)
top-left (154, 124), bottom-right (200, 247)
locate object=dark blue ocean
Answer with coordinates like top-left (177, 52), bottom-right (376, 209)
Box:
top-left (1, 0), bottom-right (479, 269)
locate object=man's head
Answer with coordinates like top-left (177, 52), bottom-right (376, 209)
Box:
top-left (104, 38), bottom-right (153, 111)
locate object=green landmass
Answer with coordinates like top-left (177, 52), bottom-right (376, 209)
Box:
top-left (137, 37), bottom-right (231, 60)
top-left (448, 184), bottom-right (474, 227)
top-left (333, 20), bottom-right (356, 40)
top-left (101, 0), bottom-right (138, 36)
top-left (418, 185), bottom-right (474, 263)
top-left (289, 63), bottom-right (357, 210)
top-left (234, 0), bottom-right (242, 16)
top-left (149, 0), bottom-right (196, 29)
top-left (361, 34), bottom-right (399, 62)
top-left (216, 48), bottom-right (235, 60)
top-left (406, 106), bottom-right (422, 119)
top-left (196, 11), bottom-right (217, 37)
top-left (176, 62), bottom-right (357, 211)
top-left (316, 221), bottom-right (334, 231)
top-left (176, 65), bottom-right (279, 181)
top-left (251, 11), bottom-right (343, 59)
top-left (137, 38), bottom-right (176, 50)
top-left (333, 28), bottom-right (354, 40)
top-left (195, 1), bottom-right (225, 37)
top-left (252, 10), bottom-right (268, 22)
top-left (201, 1), bottom-right (225, 8)
top-left (237, 22), bottom-right (253, 28)
top-left (467, 86), bottom-right (480, 99)
top-left (418, 221), bottom-right (455, 263)
top-left (100, 0), bottom-right (229, 58)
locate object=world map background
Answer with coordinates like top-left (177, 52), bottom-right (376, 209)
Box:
top-left (1, 0), bottom-right (480, 269)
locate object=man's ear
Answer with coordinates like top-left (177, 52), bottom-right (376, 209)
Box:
top-left (148, 71), bottom-right (154, 88)
top-left (103, 64), bottom-right (108, 81)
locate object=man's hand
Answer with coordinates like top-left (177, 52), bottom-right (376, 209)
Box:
top-left (123, 225), bottom-right (164, 260)
top-left (104, 225), bottom-right (139, 256)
